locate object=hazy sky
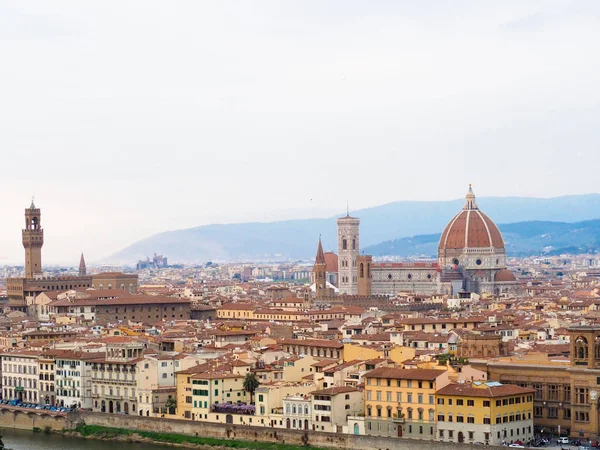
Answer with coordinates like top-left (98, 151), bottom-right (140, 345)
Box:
top-left (1, 1), bottom-right (599, 264)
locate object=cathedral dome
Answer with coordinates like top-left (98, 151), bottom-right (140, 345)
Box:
top-left (438, 186), bottom-right (505, 252)
top-left (495, 268), bottom-right (517, 283)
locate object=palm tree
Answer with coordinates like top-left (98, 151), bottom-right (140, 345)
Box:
top-left (243, 372), bottom-right (260, 405)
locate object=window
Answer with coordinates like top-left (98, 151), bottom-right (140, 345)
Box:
top-left (483, 400), bottom-right (490, 407)
top-left (467, 416), bottom-right (475, 424)
top-left (457, 415), bottom-right (464, 423)
top-left (437, 398), bottom-right (444, 405)
top-left (576, 387), bottom-right (589, 404)
top-left (456, 399), bottom-right (464, 406)
top-left (467, 400), bottom-right (474, 407)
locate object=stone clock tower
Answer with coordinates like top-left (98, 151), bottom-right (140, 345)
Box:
top-left (337, 212), bottom-right (360, 295)
top-left (23, 199), bottom-right (44, 279)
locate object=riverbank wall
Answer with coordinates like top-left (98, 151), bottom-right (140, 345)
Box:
top-left (79, 411), bottom-right (504, 450)
top-left (0, 407), bottom-right (74, 431)
top-left (0, 407), bottom-right (506, 450)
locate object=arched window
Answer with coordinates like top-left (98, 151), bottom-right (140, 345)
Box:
top-left (360, 263), bottom-right (364, 278)
top-left (575, 336), bottom-right (589, 360)
top-left (292, 405), bottom-right (297, 414)
top-left (286, 404), bottom-right (290, 414)
top-left (352, 238), bottom-right (356, 250)
top-left (342, 238), bottom-right (347, 250)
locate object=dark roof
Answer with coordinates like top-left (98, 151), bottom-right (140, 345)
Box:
top-left (364, 367), bottom-right (446, 381)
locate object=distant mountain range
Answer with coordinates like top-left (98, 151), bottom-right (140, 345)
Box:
top-left (363, 219), bottom-right (600, 258)
top-left (107, 194), bottom-right (600, 264)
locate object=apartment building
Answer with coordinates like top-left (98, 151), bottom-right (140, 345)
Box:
top-left (1, 351), bottom-right (39, 403)
top-left (436, 381), bottom-right (534, 446)
top-left (362, 367), bottom-right (449, 440)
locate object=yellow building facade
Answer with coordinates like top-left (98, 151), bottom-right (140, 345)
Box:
top-left (363, 367), bottom-right (448, 440)
top-left (436, 381), bottom-right (534, 446)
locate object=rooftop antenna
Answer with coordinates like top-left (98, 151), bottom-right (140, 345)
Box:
top-left (346, 201), bottom-right (349, 217)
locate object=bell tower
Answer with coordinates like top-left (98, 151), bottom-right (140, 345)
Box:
top-left (337, 210), bottom-right (360, 295)
top-left (22, 199), bottom-right (44, 279)
top-left (313, 237), bottom-right (328, 299)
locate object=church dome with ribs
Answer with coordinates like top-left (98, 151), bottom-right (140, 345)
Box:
top-left (438, 186), bottom-right (505, 252)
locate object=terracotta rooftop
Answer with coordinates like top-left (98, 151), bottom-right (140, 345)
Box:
top-left (437, 382), bottom-right (535, 398)
top-left (365, 367), bottom-right (446, 381)
top-left (438, 187), bottom-right (504, 251)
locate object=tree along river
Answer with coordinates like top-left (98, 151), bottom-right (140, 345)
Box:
top-left (0, 428), bottom-right (175, 450)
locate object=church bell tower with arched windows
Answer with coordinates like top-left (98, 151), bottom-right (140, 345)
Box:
top-left (337, 211), bottom-right (360, 295)
top-left (22, 199), bottom-right (44, 279)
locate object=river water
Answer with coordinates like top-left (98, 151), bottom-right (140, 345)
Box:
top-left (0, 428), bottom-right (175, 450)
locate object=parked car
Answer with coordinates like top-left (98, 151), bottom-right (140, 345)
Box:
top-left (558, 438), bottom-right (570, 445)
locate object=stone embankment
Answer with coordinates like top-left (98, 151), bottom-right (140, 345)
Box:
top-left (0, 407), bottom-right (506, 450)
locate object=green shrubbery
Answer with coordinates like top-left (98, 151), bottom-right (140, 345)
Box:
top-left (75, 425), bottom-right (325, 450)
